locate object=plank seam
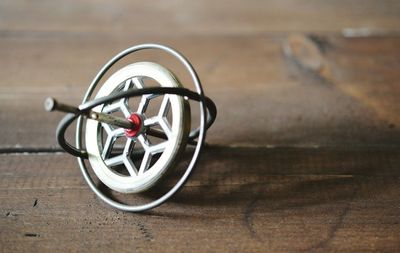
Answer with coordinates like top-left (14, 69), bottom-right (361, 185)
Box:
top-left (0, 147), bottom-right (64, 154)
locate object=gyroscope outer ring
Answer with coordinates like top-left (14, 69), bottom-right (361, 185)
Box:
top-left (86, 62), bottom-right (189, 193)
top-left (76, 43), bottom-right (207, 212)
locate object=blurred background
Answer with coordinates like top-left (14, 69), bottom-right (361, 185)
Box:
top-left (1, 0), bottom-right (399, 149)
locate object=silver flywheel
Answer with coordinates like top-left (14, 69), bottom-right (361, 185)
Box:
top-left (85, 62), bottom-right (190, 193)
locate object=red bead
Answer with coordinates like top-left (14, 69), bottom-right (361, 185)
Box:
top-left (124, 113), bottom-right (142, 138)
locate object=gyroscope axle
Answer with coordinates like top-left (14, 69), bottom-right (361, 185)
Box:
top-left (44, 97), bottom-right (135, 130)
top-left (44, 97), bottom-right (168, 140)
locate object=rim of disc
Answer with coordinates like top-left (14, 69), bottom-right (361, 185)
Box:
top-left (85, 62), bottom-right (189, 193)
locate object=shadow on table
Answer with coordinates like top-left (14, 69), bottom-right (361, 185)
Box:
top-left (97, 145), bottom-right (400, 213)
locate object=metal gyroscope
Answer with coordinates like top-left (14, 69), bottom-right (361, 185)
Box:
top-left (45, 44), bottom-right (217, 212)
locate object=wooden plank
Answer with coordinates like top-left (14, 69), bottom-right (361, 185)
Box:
top-left (1, 147), bottom-right (400, 252)
top-left (1, 2), bottom-right (399, 252)
top-left (0, 35), bottom-right (399, 148)
top-left (1, 0), bottom-right (399, 35)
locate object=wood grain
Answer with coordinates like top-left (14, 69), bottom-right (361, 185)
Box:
top-left (0, 35), bottom-right (399, 148)
top-left (1, 1), bottom-right (400, 252)
top-left (1, 147), bottom-right (400, 252)
top-left (1, 0), bottom-right (400, 35)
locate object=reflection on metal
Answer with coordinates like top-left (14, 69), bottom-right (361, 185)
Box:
top-left (45, 44), bottom-right (217, 212)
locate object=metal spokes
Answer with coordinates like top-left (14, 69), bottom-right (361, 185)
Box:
top-left (100, 77), bottom-right (173, 177)
top-left (85, 61), bottom-right (190, 194)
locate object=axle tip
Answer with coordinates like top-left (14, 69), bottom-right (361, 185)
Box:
top-left (44, 97), bottom-right (57, 112)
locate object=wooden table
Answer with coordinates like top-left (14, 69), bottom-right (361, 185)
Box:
top-left (1, 1), bottom-right (400, 252)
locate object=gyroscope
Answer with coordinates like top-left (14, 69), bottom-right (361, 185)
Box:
top-left (45, 44), bottom-right (217, 212)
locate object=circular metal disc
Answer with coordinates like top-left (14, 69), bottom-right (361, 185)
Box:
top-left (77, 43), bottom-right (207, 212)
top-left (85, 62), bottom-right (190, 193)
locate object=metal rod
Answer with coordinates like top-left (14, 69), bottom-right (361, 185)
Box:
top-left (88, 111), bottom-right (134, 129)
top-left (44, 97), bottom-right (135, 130)
top-left (44, 97), bottom-right (79, 114)
top-left (147, 128), bottom-right (168, 140)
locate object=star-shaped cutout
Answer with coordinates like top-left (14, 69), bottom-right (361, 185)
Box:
top-left (100, 77), bottom-right (173, 177)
